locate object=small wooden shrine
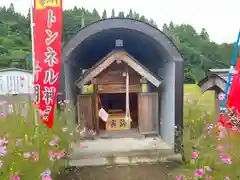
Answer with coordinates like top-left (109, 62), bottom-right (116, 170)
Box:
top-left (75, 50), bottom-right (162, 136)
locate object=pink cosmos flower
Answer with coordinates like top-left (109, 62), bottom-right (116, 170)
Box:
top-left (53, 151), bottom-right (63, 160)
top-left (216, 145), bottom-right (224, 151)
top-left (0, 146), bottom-right (7, 156)
top-left (194, 169), bottom-right (204, 177)
top-left (218, 93), bottom-right (225, 101)
top-left (176, 176), bottom-right (182, 180)
top-left (10, 175), bottom-right (20, 180)
top-left (220, 153), bottom-right (232, 164)
top-left (42, 175), bottom-right (52, 180)
top-left (0, 112), bottom-right (7, 118)
top-left (0, 139), bottom-right (8, 146)
top-left (80, 143), bottom-right (86, 148)
top-left (226, 176), bottom-right (230, 180)
top-left (49, 140), bottom-right (57, 147)
top-left (14, 176), bottom-right (20, 180)
top-left (55, 153), bottom-right (62, 159)
top-left (191, 151), bottom-right (199, 159)
top-left (32, 152), bottom-right (39, 162)
top-left (41, 169), bottom-right (51, 180)
top-left (48, 150), bottom-right (55, 161)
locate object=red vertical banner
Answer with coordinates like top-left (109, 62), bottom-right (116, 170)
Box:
top-left (33, 0), bottom-right (62, 128)
top-left (227, 56), bottom-right (240, 111)
top-left (218, 56), bottom-right (240, 129)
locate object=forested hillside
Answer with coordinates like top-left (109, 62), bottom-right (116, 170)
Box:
top-left (0, 4), bottom-right (236, 81)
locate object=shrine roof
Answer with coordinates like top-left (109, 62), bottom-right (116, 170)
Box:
top-left (75, 50), bottom-right (162, 88)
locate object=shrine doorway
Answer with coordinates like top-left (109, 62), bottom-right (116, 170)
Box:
top-left (98, 93), bottom-right (139, 138)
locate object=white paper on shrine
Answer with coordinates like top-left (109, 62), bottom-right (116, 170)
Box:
top-left (99, 108), bottom-right (109, 122)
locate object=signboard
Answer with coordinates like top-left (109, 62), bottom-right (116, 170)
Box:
top-left (35, 0), bottom-right (61, 9)
top-left (105, 113), bottom-right (131, 131)
top-left (33, 0), bottom-right (62, 128)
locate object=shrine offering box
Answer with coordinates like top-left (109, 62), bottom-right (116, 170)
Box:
top-left (106, 113), bottom-right (131, 131)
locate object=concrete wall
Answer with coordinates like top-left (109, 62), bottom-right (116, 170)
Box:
top-left (0, 70), bottom-right (33, 95)
top-left (160, 61), bottom-right (175, 148)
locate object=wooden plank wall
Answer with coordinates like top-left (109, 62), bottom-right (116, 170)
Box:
top-left (138, 92), bottom-right (158, 135)
top-left (96, 62), bottom-right (141, 93)
top-left (77, 94), bottom-right (95, 130)
top-left (98, 84), bottom-right (140, 94)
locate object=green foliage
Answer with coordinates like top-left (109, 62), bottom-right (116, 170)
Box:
top-left (102, 9), bottom-right (107, 19)
top-left (163, 23), bottom-right (235, 80)
top-left (182, 85), bottom-right (240, 179)
top-left (0, 4), bottom-right (236, 80)
top-left (0, 98), bottom-right (74, 179)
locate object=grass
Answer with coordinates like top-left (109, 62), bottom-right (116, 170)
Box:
top-left (0, 98), bottom-right (75, 179)
top-left (1, 85), bottom-right (240, 179)
top-left (181, 84), bottom-right (240, 179)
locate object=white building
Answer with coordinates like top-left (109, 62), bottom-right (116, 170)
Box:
top-left (0, 68), bottom-right (33, 95)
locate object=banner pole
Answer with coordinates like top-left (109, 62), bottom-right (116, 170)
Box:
top-left (30, 0), bottom-right (35, 74)
top-left (30, 0), bottom-right (39, 137)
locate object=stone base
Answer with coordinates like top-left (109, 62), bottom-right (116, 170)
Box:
top-left (69, 137), bottom-right (182, 167)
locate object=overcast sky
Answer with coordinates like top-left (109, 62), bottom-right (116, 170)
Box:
top-left (1, 0), bottom-right (239, 44)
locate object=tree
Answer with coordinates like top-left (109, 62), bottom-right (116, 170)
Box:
top-left (140, 15), bottom-right (146, 22)
top-left (102, 9), bottom-right (107, 19)
top-left (7, 3), bottom-right (15, 13)
top-left (162, 23), bottom-right (169, 33)
top-left (133, 12), bottom-right (140, 19)
top-left (118, 11), bottom-right (125, 18)
top-left (200, 28), bottom-right (209, 41)
top-left (127, 9), bottom-right (133, 18)
top-left (0, 3), bottom-right (235, 81)
top-left (169, 21), bottom-right (174, 29)
top-left (111, 9), bottom-right (115, 18)
top-left (161, 22), bottom-right (234, 80)
top-left (92, 8), bottom-right (100, 19)
top-left (149, 18), bottom-right (157, 27)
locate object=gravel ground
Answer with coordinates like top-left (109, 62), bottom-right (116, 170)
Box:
top-left (55, 163), bottom-right (180, 180)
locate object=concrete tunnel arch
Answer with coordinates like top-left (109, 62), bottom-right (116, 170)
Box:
top-left (60, 18), bottom-right (184, 150)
